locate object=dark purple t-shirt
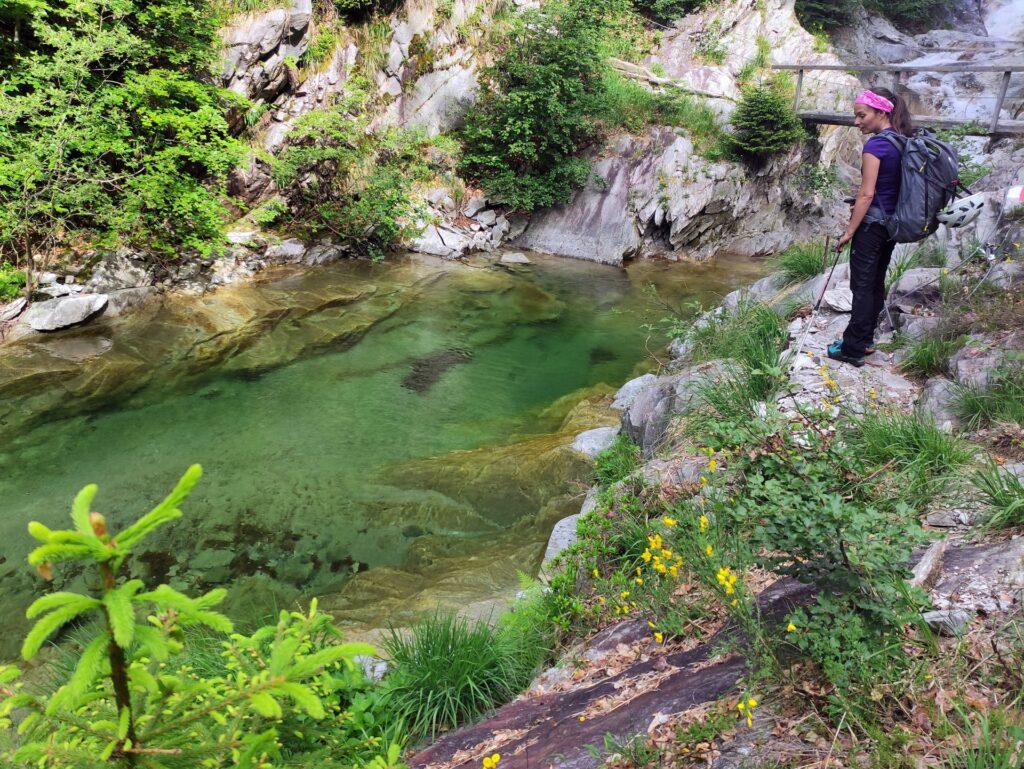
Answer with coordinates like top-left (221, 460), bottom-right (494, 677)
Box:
top-left (864, 134), bottom-right (902, 215)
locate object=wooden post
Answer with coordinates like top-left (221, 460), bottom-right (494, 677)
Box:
top-left (990, 70), bottom-right (1012, 134)
top-left (891, 70), bottom-right (900, 94)
top-left (793, 68), bottom-right (804, 112)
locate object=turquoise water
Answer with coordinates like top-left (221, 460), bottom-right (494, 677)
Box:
top-left (0, 252), bottom-right (766, 648)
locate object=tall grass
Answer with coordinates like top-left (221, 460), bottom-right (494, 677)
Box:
top-left (851, 409), bottom-right (973, 505)
top-left (774, 241), bottom-right (828, 285)
top-left (972, 460), bottom-right (1024, 530)
top-left (381, 613), bottom-right (542, 740)
top-left (954, 365), bottom-right (1024, 429)
top-left (684, 300), bottom-right (787, 400)
top-left (943, 710), bottom-right (1024, 769)
top-left (898, 334), bottom-right (965, 379)
top-left (595, 433), bottom-right (641, 487)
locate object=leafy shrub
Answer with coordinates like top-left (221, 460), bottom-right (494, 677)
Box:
top-left (250, 198), bottom-right (289, 227)
top-left (459, 0), bottom-right (610, 211)
top-left (301, 26), bottom-right (340, 68)
top-left (954, 364), bottom-right (1024, 429)
top-left (863, 0), bottom-right (959, 28)
top-left (773, 241), bottom-right (827, 285)
top-left (381, 613), bottom-right (539, 740)
top-left (794, 0), bottom-right (859, 31)
top-left (972, 459), bottom-right (1024, 530)
top-left (595, 433), bottom-right (641, 487)
top-left (0, 466), bottom-right (385, 768)
top-left (631, 0), bottom-right (705, 24)
top-left (0, 262), bottom-right (27, 300)
top-left (272, 83), bottom-right (437, 260)
top-left (725, 83), bottom-right (806, 164)
top-left (0, 0), bottom-right (246, 261)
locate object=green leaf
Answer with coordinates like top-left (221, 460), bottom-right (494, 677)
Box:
top-left (249, 691), bottom-right (282, 719)
top-left (71, 484), bottom-right (99, 535)
top-left (48, 633), bottom-right (109, 713)
top-left (115, 465), bottom-right (202, 550)
top-left (272, 681), bottom-right (324, 719)
top-left (27, 521), bottom-right (53, 542)
top-left (26, 591), bottom-right (97, 619)
top-left (103, 586), bottom-right (138, 648)
top-left (22, 600), bottom-right (102, 660)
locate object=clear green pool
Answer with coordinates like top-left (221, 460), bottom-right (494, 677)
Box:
top-left (0, 251), bottom-right (766, 650)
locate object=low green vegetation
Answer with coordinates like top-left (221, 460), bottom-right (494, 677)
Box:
top-left (972, 459), bottom-right (1024, 530)
top-left (381, 611), bottom-right (543, 741)
top-left (773, 241), bottom-right (827, 285)
top-left (899, 334), bottom-right (966, 378)
top-left (795, 0), bottom-right (859, 32)
top-left (271, 82), bottom-right (446, 260)
top-left (595, 433), bottom-right (642, 487)
top-left (631, 0), bottom-right (706, 25)
top-left (954, 364), bottom-right (1024, 430)
top-left (863, 0), bottom-right (960, 28)
top-left (0, 263), bottom-right (27, 300)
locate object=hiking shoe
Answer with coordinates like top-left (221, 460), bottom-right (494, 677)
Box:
top-left (827, 340), bottom-right (865, 368)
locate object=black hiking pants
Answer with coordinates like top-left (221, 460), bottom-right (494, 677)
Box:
top-left (842, 221), bottom-right (896, 358)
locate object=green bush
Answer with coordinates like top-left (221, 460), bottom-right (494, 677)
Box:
top-left (272, 83), bottom-right (436, 260)
top-left (0, 262), bottom-right (27, 300)
top-left (595, 433), bottom-right (642, 487)
top-left (631, 0), bottom-right (705, 25)
top-left (459, 0), bottom-right (611, 211)
top-left (971, 459), bottom-right (1024, 530)
top-left (794, 0), bottom-right (859, 31)
top-left (0, 0), bottom-right (246, 261)
top-left (862, 0), bottom-right (957, 28)
top-left (0, 466), bottom-right (389, 768)
top-left (725, 83), bottom-right (806, 164)
top-left (381, 612), bottom-right (540, 740)
top-left (773, 241), bottom-right (827, 285)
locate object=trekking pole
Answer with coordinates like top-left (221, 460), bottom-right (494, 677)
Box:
top-left (790, 237), bottom-right (846, 364)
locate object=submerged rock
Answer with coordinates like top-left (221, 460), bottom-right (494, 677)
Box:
top-left (570, 425), bottom-right (620, 458)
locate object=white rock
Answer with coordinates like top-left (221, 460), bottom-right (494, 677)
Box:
top-left (570, 426), bottom-right (620, 459)
top-left (22, 294), bottom-right (109, 332)
top-left (611, 373), bottom-right (657, 410)
top-left (463, 195), bottom-right (487, 217)
top-left (822, 281), bottom-right (853, 313)
top-left (474, 209), bottom-right (497, 226)
top-left (0, 297), bottom-right (28, 322)
top-left (264, 238), bottom-right (307, 261)
top-left (500, 252), bottom-right (531, 265)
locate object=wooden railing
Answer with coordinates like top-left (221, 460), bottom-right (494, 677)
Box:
top-left (771, 63), bottom-right (1024, 135)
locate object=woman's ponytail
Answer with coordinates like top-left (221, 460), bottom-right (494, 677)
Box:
top-left (871, 86), bottom-right (913, 135)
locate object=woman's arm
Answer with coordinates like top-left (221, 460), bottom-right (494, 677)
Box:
top-left (836, 151), bottom-right (881, 251)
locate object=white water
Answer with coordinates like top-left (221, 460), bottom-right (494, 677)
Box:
top-left (985, 0), bottom-right (1024, 43)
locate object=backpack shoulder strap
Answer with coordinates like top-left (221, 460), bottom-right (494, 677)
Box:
top-left (877, 129), bottom-right (906, 152)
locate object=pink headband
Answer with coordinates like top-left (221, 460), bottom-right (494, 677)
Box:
top-left (855, 90), bottom-right (894, 113)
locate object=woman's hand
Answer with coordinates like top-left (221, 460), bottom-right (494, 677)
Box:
top-left (836, 229), bottom-right (854, 251)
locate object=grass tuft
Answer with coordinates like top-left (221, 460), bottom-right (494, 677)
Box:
top-left (954, 365), bottom-right (1024, 430)
top-left (773, 241), bottom-right (828, 286)
top-left (381, 612), bottom-right (541, 741)
top-left (898, 334), bottom-right (965, 379)
top-left (971, 459), bottom-right (1024, 530)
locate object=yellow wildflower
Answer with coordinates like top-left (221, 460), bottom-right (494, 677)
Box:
top-left (635, 578), bottom-right (644, 585)
top-left (619, 591), bottom-right (630, 600)
top-left (708, 459), bottom-right (717, 473)
top-left (579, 715), bottom-right (586, 722)
top-left (654, 631), bottom-right (664, 644)
top-left (786, 622), bottom-right (796, 632)
top-left (482, 754), bottom-right (501, 769)
top-left (656, 562), bottom-right (667, 574)
top-left (598, 596), bottom-right (606, 605)
top-left (705, 545), bottom-right (713, 556)
top-left (661, 548), bottom-right (673, 559)
top-left (700, 476), bottom-right (708, 487)
top-left (699, 515), bottom-right (709, 531)
top-left (662, 515), bottom-right (677, 527)
top-left (642, 549), bottom-right (652, 563)
top-left (730, 598), bottom-right (738, 607)
top-left (669, 565), bottom-right (679, 578)
top-left (592, 568), bottom-right (599, 578)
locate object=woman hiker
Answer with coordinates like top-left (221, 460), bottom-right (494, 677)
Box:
top-left (827, 87), bottom-right (913, 368)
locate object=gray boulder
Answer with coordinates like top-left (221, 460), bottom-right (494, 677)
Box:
top-left (922, 609), bottom-right (972, 637)
top-left (22, 294), bottom-right (109, 332)
top-left (621, 360), bottom-right (727, 456)
top-left (638, 455), bottom-right (704, 488)
top-left (611, 373), bottom-right (657, 411)
top-left (0, 297), bottom-right (27, 323)
top-left (265, 238), bottom-right (307, 262)
top-left (499, 252), bottom-right (531, 265)
top-left (570, 426), bottom-right (620, 459)
top-left (887, 267), bottom-right (943, 314)
top-left (463, 195), bottom-right (487, 218)
top-left (474, 209), bottom-right (497, 227)
top-left (899, 315), bottom-right (943, 341)
top-left (822, 281), bottom-right (853, 313)
top-left (219, 0), bottom-right (311, 103)
top-left (988, 261), bottom-right (1023, 290)
top-left (87, 250), bottom-right (154, 291)
top-left (918, 377), bottom-right (960, 433)
top-left (949, 331), bottom-right (1024, 389)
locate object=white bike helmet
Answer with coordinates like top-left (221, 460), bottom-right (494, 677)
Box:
top-left (937, 192), bottom-right (985, 228)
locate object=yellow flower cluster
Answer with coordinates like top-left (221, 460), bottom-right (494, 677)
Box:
top-left (737, 696), bottom-right (758, 727)
top-left (817, 364), bottom-right (840, 408)
top-left (699, 514), bottom-right (709, 531)
top-left (716, 566), bottom-right (738, 595)
top-left (482, 754), bottom-right (501, 769)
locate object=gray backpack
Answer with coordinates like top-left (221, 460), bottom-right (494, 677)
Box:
top-left (878, 128), bottom-right (961, 243)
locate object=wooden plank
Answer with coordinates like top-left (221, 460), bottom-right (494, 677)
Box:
top-left (796, 110), bottom-right (1024, 135)
top-left (793, 68), bottom-right (804, 112)
top-left (990, 70), bottom-right (1012, 134)
top-left (773, 63), bottom-right (1024, 74)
